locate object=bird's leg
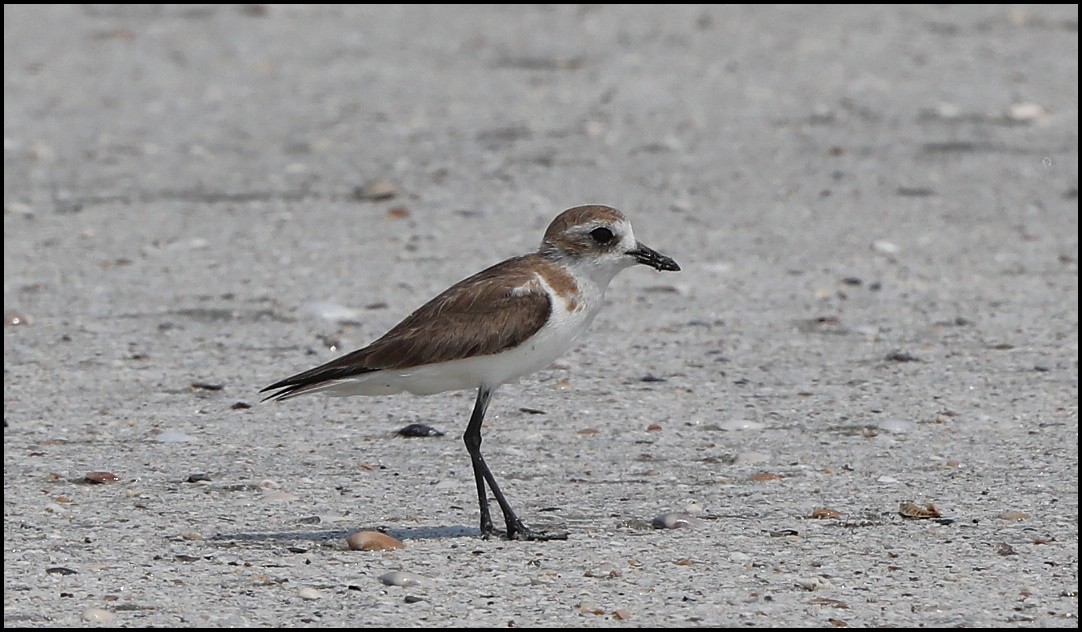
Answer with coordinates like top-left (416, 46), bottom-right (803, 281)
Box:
top-left (463, 387), bottom-right (497, 538)
top-left (462, 387), bottom-right (568, 541)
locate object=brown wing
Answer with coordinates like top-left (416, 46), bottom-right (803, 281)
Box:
top-left (261, 255), bottom-right (551, 400)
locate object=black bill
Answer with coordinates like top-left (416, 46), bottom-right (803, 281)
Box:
top-left (629, 243), bottom-right (680, 272)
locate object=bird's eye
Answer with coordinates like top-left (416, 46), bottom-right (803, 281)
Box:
top-left (590, 227), bottom-right (615, 244)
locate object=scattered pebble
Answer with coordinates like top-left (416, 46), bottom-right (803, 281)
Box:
top-left (347, 530), bottom-right (405, 551)
top-left (186, 473), bottom-right (211, 483)
top-left (885, 350), bottom-right (920, 362)
top-left (379, 571), bottom-right (422, 587)
top-left (80, 608), bottom-right (116, 623)
top-left (899, 501), bottom-right (942, 519)
top-left (876, 475), bottom-right (898, 484)
top-left (810, 507), bottom-right (843, 519)
top-left (872, 240), bottom-right (900, 255)
top-left (1008, 102), bottom-right (1049, 123)
top-left (651, 512), bottom-right (702, 529)
top-left (612, 609), bottom-right (632, 621)
top-left (397, 423), bottom-right (444, 438)
top-left (518, 407), bottom-right (547, 415)
top-left (190, 381), bottom-right (224, 391)
top-left (554, 377), bottom-right (572, 390)
top-left (748, 471), bottom-right (782, 482)
top-left (995, 542), bottom-right (1018, 556)
top-left (353, 178), bottom-right (398, 201)
top-left (84, 471), bottom-right (120, 484)
top-left (46, 566), bottom-right (78, 575)
top-left (4, 310), bottom-right (30, 327)
top-left (231, 401), bottom-right (252, 410)
top-left (796, 577), bottom-right (834, 591)
top-left (646, 423), bottom-right (662, 432)
top-left (386, 206), bottom-right (411, 219)
top-left (640, 374), bottom-right (667, 382)
top-left (297, 587), bottom-right (321, 600)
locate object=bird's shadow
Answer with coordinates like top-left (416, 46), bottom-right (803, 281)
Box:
top-left (210, 524), bottom-right (478, 546)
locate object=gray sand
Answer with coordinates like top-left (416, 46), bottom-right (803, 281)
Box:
top-left (4, 5), bottom-right (1077, 627)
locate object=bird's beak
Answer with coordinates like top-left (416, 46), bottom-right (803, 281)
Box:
top-left (628, 242), bottom-right (680, 272)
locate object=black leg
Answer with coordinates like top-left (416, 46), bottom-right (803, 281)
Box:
top-left (462, 386), bottom-right (567, 541)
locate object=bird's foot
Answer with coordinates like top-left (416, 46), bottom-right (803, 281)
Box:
top-left (507, 520), bottom-right (569, 541)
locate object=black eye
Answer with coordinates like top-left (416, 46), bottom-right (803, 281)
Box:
top-left (590, 227), bottom-right (615, 244)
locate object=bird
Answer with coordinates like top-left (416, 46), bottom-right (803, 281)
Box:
top-left (261, 204), bottom-right (680, 540)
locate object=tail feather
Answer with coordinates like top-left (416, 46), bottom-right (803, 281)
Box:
top-left (260, 365), bottom-right (379, 402)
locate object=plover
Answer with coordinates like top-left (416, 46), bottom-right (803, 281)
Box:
top-left (262, 205), bottom-right (680, 540)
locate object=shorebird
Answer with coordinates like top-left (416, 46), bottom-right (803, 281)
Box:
top-left (262, 204), bottom-right (680, 540)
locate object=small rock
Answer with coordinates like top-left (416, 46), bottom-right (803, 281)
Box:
top-left (885, 350), bottom-right (920, 362)
top-left (297, 587), bottom-right (321, 600)
top-left (84, 471), bottom-right (120, 484)
top-left (80, 608), bottom-right (116, 623)
top-left (231, 401), bottom-right (252, 409)
top-left (646, 423), bottom-right (662, 432)
top-left (796, 577), bottom-right (834, 591)
top-left (612, 609), bottom-right (632, 621)
top-left (995, 542), bottom-right (1018, 556)
top-left (347, 530), bottom-right (405, 551)
top-left (651, 512), bottom-right (701, 530)
top-left (379, 571), bottom-right (422, 587)
top-left (397, 423), bottom-right (444, 438)
top-left (872, 240), bottom-right (900, 255)
top-left (46, 566), bottom-right (79, 575)
top-left (810, 507), bottom-right (843, 519)
top-left (4, 310), bottom-right (30, 327)
top-left (748, 471), bottom-right (782, 482)
top-left (899, 501), bottom-right (942, 519)
top-left (353, 178), bottom-right (398, 201)
top-left (386, 206), bottom-right (411, 219)
top-left (186, 473), bottom-right (211, 483)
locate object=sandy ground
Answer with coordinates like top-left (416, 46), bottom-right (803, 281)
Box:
top-left (4, 5), bottom-right (1078, 627)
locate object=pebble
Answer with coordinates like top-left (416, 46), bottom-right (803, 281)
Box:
top-left (397, 423), bottom-right (445, 438)
top-left (353, 178), bottom-right (398, 201)
top-left (4, 310), bottom-right (30, 327)
top-left (876, 475), bottom-right (899, 484)
top-left (84, 471), bottom-right (120, 484)
top-left (347, 530), bottom-right (405, 551)
top-left (80, 608), bottom-right (117, 623)
top-left (651, 512), bottom-right (702, 529)
top-left (297, 587), bottom-right (321, 600)
top-left (379, 571), bottom-right (423, 587)
top-left (795, 577), bottom-right (834, 591)
top-left (872, 239), bottom-right (900, 255)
